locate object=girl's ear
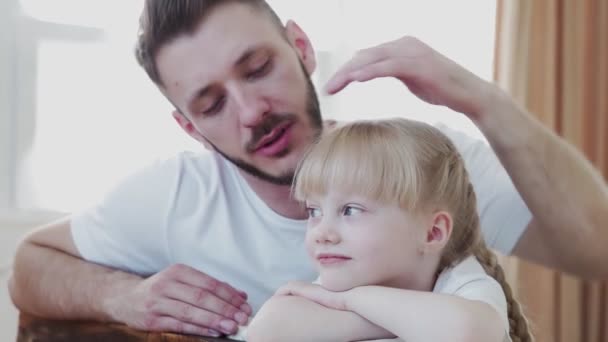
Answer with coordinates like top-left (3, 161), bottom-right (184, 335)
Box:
top-left (422, 211), bottom-right (453, 253)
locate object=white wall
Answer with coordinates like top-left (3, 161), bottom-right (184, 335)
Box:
top-left (12, 1), bottom-right (495, 214)
top-left (0, 0), bottom-right (18, 209)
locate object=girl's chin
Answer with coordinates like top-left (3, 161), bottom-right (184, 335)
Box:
top-left (318, 278), bottom-right (358, 292)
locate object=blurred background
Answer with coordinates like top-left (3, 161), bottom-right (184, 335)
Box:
top-left (0, 0), bottom-right (606, 341)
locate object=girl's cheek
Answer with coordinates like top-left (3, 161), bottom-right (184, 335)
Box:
top-left (304, 233), bottom-right (315, 256)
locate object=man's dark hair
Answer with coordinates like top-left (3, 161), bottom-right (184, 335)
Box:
top-left (135, 0), bottom-right (285, 86)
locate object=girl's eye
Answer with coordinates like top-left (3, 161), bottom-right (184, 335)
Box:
top-left (343, 205), bottom-right (363, 216)
top-left (306, 207), bottom-right (322, 218)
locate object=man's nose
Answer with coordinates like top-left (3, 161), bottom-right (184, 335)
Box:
top-left (231, 85), bottom-right (270, 127)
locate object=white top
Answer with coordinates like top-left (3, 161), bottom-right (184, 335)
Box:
top-left (71, 124), bottom-right (531, 314)
top-left (434, 256), bottom-right (512, 341)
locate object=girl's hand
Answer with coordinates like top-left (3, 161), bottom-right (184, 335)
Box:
top-left (274, 281), bottom-right (350, 311)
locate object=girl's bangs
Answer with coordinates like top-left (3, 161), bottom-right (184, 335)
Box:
top-left (294, 121), bottom-right (421, 209)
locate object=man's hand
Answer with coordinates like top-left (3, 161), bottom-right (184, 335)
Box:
top-left (325, 36), bottom-right (494, 121)
top-left (105, 264), bottom-right (251, 337)
top-left (275, 281), bottom-right (349, 312)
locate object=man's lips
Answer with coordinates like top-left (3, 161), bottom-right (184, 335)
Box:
top-left (316, 253), bottom-right (352, 265)
top-left (253, 121), bottom-right (292, 151)
top-left (251, 121), bottom-right (294, 157)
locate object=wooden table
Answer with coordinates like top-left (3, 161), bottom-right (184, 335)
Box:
top-left (17, 312), bottom-right (240, 341)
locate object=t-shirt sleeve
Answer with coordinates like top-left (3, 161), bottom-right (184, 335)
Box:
top-left (435, 124), bottom-right (532, 255)
top-left (452, 276), bottom-right (511, 336)
top-left (70, 157), bottom-right (182, 275)
top-left (435, 258), bottom-right (511, 337)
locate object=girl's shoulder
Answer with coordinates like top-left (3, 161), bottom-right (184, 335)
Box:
top-left (433, 255), bottom-right (502, 296)
top-left (434, 256), bottom-right (511, 336)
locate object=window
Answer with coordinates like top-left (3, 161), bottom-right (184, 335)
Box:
top-left (13, 0), bottom-right (496, 212)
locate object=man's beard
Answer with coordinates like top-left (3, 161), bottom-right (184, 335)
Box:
top-left (209, 67), bottom-right (322, 186)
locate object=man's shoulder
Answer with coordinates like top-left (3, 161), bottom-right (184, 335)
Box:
top-left (161, 150), bottom-right (230, 190)
top-left (168, 150), bottom-right (218, 167)
top-left (145, 150), bottom-right (222, 179)
top-left (107, 151), bottom-right (226, 201)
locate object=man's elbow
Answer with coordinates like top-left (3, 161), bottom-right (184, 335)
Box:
top-left (7, 273), bottom-right (21, 310)
top-left (8, 241), bottom-right (33, 312)
top-left (590, 211), bottom-right (608, 280)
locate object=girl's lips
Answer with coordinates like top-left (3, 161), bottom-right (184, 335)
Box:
top-left (317, 254), bottom-right (352, 265)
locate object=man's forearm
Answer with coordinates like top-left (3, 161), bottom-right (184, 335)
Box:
top-left (475, 87), bottom-right (608, 277)
top-left (9, 240), bottom-right (141, 320)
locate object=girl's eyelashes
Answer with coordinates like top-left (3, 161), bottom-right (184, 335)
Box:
top-left (306, 206), bottom-right (322, 218)
top-left (342, 204), bottom-right (364, 216)
top-left (305, 203), bottom-right (366, 218)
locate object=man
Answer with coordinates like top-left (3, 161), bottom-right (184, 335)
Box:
top-left (9, 0), bottom-right (608, 339)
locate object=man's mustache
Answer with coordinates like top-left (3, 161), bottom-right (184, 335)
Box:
top-left (246, 113), bottom-right (296, 153)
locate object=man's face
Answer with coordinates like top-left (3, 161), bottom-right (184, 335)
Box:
top-left (156, 3), bottom-right (322, 185)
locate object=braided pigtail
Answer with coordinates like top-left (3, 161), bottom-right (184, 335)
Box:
top-left (474, 243), bottom-right (534, 342)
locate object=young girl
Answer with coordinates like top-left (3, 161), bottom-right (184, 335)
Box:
top-left (247, 118), bottom-right (533, 342)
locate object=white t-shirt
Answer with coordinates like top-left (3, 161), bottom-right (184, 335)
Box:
top-left (434, 256), bottom-right (512, 341)
top-left (71, 125), bottom-right (531, 314)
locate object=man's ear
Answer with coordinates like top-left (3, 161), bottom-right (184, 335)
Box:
top-left (285, 20), bottom-right (316, 75)
top-left (422, 211), bottom-right (453, 254)
top-left (172, 110), bottom-right (212, 150)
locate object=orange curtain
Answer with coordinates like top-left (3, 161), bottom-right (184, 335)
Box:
top-left (494, 1), bottom-right (608, 341)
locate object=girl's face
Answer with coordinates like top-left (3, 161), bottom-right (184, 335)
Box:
top-left (304, 190), bottom-right (437, 292)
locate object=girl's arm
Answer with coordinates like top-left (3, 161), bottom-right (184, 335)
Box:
top-left (246, 294), bottom-right (395, 342)
top-left (345, 286), bottom-right (506, 342)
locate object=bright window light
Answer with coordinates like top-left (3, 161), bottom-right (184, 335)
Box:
top-left (17, 0), bottom-right (496, 212)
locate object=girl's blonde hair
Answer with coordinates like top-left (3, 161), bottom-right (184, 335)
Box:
top-left (294, 118), bottom-right (533, 342)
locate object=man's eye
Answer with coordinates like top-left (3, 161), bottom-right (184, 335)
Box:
top-left (343, 205), bottom-right (363, 216)
top-left (246, 59), bottom-right (271, 80)
top-left (203, 96), bottom-right (226, 115)
top-left (306, 207), bottom-right (322, 218)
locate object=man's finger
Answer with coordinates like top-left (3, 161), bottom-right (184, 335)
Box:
top-left (348, 59), bottom-right (403, 84)
top-left (325, 50), bottom-right (389, 94)
top-left (155, 298), bottom-right (239, 335)
top-left (146, 316), bottom-right (221, 337)
top-left (171, 265), bottom-right (248, 304)
top-left (164, 282), bottom-right (250, 324)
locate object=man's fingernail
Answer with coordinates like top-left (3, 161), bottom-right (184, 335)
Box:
top-left (234, 311), bottom-right (248, 324)
top-left (240, 303), bottom-right (252, 314)
top-left (208, 330), bottom-right (221, 337)
top-left (220, 319), bottom-right (236, 333)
